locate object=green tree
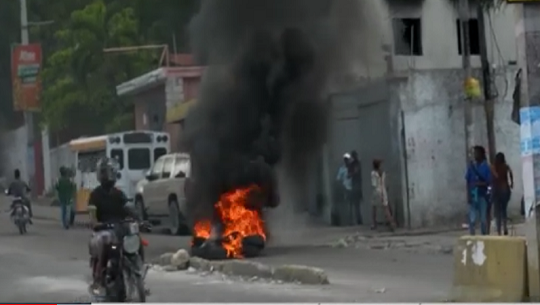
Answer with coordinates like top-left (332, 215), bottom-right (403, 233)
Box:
top-left (40, 0), bottom-right (156, 133)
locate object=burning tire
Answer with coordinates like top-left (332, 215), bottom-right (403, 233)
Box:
top-left (190, 185), bottom-right (268, 260)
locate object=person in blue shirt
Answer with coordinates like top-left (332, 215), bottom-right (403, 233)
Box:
top-left (465, 146), bottom-right (492, 235)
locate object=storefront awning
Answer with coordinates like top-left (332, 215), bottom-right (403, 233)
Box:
top-left (166, 99), bottom-right (196, 123)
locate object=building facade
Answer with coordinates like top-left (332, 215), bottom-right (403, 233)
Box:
top-left (323, 0), bottom-right (522, 228)
top-left (116, 55), bottom-right (204, 152)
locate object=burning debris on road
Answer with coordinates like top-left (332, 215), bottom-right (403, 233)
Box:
top-left (183, 0), bottom-right (371, 260)
top-left (191, 185), bottom-right (267, 259)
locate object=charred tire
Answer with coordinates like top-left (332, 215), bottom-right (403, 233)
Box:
top-left (168, 200), bottom-right (190, 236)
top-left (134, 197), bottom-right (148, 221)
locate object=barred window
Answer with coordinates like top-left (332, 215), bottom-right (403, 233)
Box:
top-left (78, 150), bottom-right (106, 173)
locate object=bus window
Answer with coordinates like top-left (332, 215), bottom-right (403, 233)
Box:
top-left (154, 147), bottom-right (167, 162)
top-left (128, 148), bottom-right (151, 170)
top-left (110, 149), bottom-right (124, 170)
top-left (78, 150), bottom-right (106, 173)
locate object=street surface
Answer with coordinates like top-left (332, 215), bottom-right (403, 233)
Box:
top-left (0, 204), bottom-right (456, 302)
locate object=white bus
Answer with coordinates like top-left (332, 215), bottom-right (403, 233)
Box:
top-left (69, 130), bottom-right (170, 213)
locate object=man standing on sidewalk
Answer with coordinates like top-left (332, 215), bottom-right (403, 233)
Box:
top-left (55, 167), bottom-right (76, 229)
top-left (465, 146), bottom-right (492, 235)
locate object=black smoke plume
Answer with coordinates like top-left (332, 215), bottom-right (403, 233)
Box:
top-left (183, 0), bottom-right (363, 227)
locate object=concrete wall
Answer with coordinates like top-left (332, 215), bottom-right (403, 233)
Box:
top-left (0, 126), bottom-right (28, 185)
top-left (336, 0), bottom-right (517, 80)
top-left (133, 85), bottom-right (166, 132)
top-left (324, 67), bottom-right (520, 228)
top-left (327, 81), bottom-right (405, 227)
top-left (47, 143), bottom-right (75, 193)
top-left (386, 0), bottom-right (517, 71)
top-left (396, 68), bottom-right (521, 227)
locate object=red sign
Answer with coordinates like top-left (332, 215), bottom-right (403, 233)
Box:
top-left (11, 44), bottom-right (42, 111)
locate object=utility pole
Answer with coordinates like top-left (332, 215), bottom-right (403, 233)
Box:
top-left (515, 2), bottom-right (540, 301)
top-left (19, 0), bottom-right (35, 192)
top-left (459, 0), bottom-right (474, 162)
top-left (477, 7), bottom-right (496, 162)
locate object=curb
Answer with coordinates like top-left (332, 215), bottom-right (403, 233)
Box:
top-left (152, 249), bottom-right (330, 285)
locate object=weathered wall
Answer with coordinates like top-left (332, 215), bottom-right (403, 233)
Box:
top-left (0, 126), bottom-right (28, 184)
top-left (327, 81), bottom-right (404, 227)
top-left (47, 143), bottom-right (75, 193)
top-left (397, 68), bottom-right (521, 227)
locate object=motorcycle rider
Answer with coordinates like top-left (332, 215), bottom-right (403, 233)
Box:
top-left (6, 169), bottom-right (33, 224)
top-left (88, 157), bottom-right (143, 293)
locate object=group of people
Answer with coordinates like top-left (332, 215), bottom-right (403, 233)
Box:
top-left (335, 151), bottom-right (397, 231)
top-left (466, 145), bottom-right (514, 236)
top-left (4, 167), bottom-right (76, 229)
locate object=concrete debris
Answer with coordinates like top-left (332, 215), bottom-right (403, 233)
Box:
top-left (162, 265), bottom-right (180, 272)
top-left (221, 260), bottom-right (273, 279)
top-left (154, 251), bottom-right (331, 285)
top-left (171, 249), bottom-right (190, 270)
top-left (189, 256), bottom-right (212, 272)
top-left (374, 287), bottom-right (386, 293)
top-left (273, 265), bottom-right (330, 285)
top-left (151, 252), bottom-right (174, 266)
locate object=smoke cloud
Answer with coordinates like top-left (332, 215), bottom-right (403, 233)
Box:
top-left (183, 0), bottom-right (386, 230)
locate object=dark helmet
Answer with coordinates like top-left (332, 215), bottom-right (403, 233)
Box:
top-left (96, 157), bottom-right (119, 185)
top-left (59, 166), bottom-right (67, 177)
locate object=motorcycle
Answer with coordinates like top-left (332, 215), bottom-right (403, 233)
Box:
top-left (3, 189), bottom-right (30, 235)
top-left (91, 219), bottom-right (150, 302)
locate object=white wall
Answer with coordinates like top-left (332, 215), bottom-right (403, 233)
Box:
top-left (347, 0), bottom-right (518, 75)
top-left (47, 143), bottom-right (75, 194)
top-left (398, 68), bottom-right (521, 227)
top-left (0, 126), bottom-right (28, 184)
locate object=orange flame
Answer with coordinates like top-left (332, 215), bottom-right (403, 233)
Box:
top-left (193, 184), bottom-right (266, 258)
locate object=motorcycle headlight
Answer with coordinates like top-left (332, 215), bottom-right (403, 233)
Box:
top-left (123, 235), bottom-right (140, 254)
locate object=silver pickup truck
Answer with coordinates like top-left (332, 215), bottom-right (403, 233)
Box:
top-left (135, 153), bottom-right (191, 235)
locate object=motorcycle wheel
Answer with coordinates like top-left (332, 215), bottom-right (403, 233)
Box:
top-left (18, 221), bottom-right (26, 235)
top-left (131, 273), bottom-right (146, 302)
top-left (123, 263), bottom-right (146, 302)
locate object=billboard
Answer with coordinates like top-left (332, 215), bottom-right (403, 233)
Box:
top-left (11, 44), bottom-right (42, 111)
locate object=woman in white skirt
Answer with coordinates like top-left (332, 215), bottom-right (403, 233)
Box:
top-left (371, 159), bottom-right (397, 231)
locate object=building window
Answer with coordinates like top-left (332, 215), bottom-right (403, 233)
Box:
top-left (392, 18), bottom-right (423, 56)
top-left (456, 19), bottom-right (480, 55)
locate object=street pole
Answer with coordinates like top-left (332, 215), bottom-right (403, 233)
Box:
top-left (515, 2), bottom-right (540, 301)
top-left (20, 0), bottom-right (35, 193)
top-left (477, 7), bottom-right (496, 163)
top-left (459, 0), bottom-right (474, 163)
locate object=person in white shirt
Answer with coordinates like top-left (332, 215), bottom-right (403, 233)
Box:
top-left (371, 159), bottom-right (396, 231)
top-left (336, 153), bottom-right (352, 224)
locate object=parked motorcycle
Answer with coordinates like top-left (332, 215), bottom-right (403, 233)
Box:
top-left (91, 219), bottom-right (150, 302)
top-left (3, 189), bottom-right (30, 235)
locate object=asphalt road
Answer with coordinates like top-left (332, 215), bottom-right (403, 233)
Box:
top-left (0, 215), bottom-right (454, 303)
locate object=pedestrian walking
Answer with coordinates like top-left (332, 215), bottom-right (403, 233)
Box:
top-left (465, 146), bottom-right (492, 235)
top-left (370, 159), bottom-right (396, 231)
top-left (55, 166), bottom-right (76, 229)
top-left (491, 152), bottom-right (514, 235)
top-left (348, 150), bottom-right (363, 225)
top-left (336, 153), bottom-right (353, 225)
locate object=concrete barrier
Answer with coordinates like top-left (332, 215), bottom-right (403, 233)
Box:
top-left (220, 260), bottom-right (273, 279)
top-left (273, 264), bottom-right (330, 285)
top-left (451, 235), bottom-right (527, 302)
